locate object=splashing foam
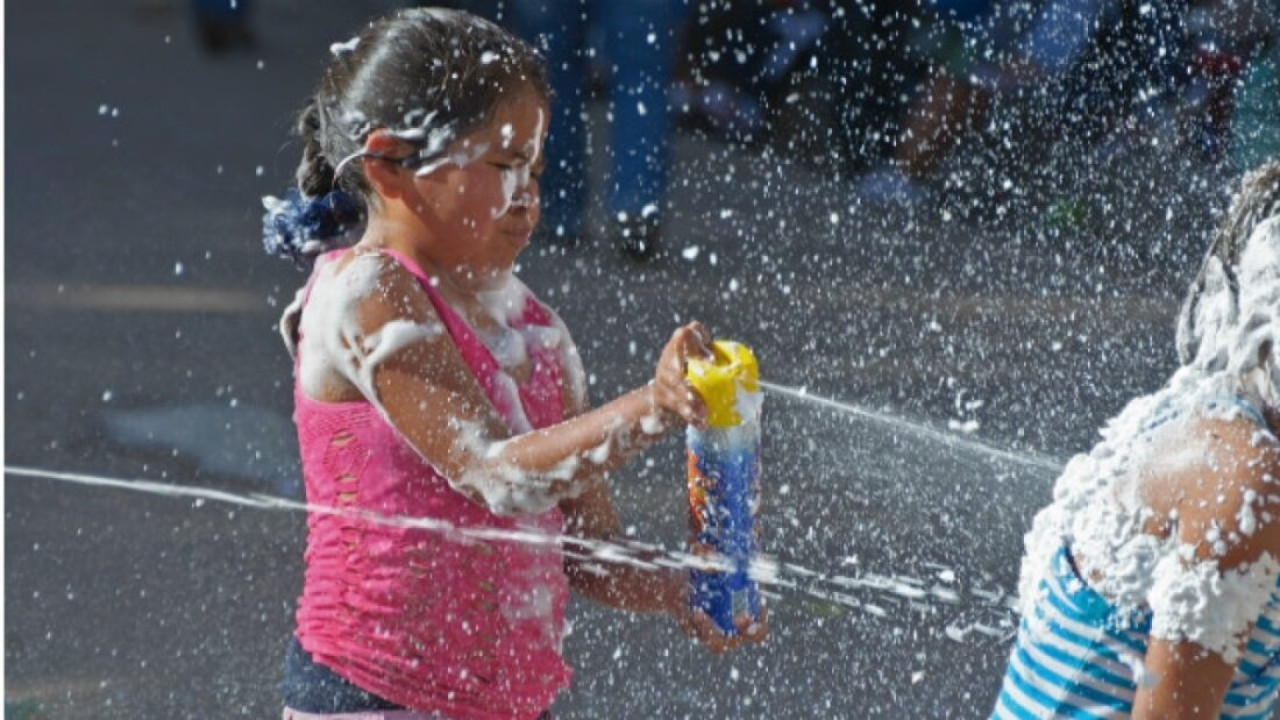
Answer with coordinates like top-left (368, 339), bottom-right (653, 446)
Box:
top-left (293, 252), bottom-right (589, 516)
top-left (8, 464), bottom-right (1019, 634)
top-left (1020, 218), bottom-right (1280, 661)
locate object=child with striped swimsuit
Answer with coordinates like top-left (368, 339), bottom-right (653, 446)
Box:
top-left (993, 162), bottom-right (1280, 718)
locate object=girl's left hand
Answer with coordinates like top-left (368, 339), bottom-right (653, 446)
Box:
top-left (673, 602), bottom-right (769, 654)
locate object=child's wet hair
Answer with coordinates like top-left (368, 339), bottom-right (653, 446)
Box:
top-left (262, 7), bottom-right (549, 267)
top-left (298, 7), bottom-right (550, 202)
top-left (1176, 161), bottom-right (1280, 366)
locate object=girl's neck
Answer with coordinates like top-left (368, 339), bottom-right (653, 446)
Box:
top-left (355, 217), bottom-right (513, 337)
top-left (357, 217), bottom-right (477, 305)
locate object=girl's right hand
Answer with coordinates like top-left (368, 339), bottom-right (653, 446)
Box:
top-left (652, 322), bottom-right (713, 428)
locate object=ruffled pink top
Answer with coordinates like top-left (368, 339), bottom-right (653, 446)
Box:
top-left (291, 249), bottom-right (572, 719)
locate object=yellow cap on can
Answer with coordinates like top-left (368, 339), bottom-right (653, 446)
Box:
top-left (685, 340), bottom-right (759, 428)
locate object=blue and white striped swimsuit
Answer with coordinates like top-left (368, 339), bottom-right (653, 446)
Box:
top-left (993, 399), bottom-right (1280, 719)
top-left (993, 546), bottom-right (1280, 719)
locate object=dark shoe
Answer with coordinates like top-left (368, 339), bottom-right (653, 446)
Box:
top-left (618, 216), bottom-right (661, 261)
top-left (534, 223), bottom-right (581, 248)
top-left (196, 16), bottom-right (254, 54)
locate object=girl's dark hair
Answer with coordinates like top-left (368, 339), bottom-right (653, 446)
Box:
top-left (263, 7), bottom-right (549, 265)
top-left (1176, 161), bottom-right (1280, 364)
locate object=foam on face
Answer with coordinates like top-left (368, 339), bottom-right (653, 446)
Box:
top-left (1230, 218), bottom-right (1280, 405)
top-left (397, 104), bottom-right (544, 224)
top-left (490, 107), bottom-right (544, 220)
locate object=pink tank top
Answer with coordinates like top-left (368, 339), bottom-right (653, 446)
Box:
top-left (292, 249), bottom-right (572, 719)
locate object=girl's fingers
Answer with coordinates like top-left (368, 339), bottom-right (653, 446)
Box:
top-left (691, 322), bottom-right (714, 357)
top-left (685, 391), bottom-right (707, 427)
top-left (680, 322), bottom-right (714, 360)
top-left (684, 610), bottom-right (732, 654)
top-left (654, 321), bottom-right (713, 427)
top-left (658, 381), bottom-right (705, 426)
top-left (734, 607), bottom-right (767, 643)
top-left (662, 392), bottom-right (702, 427)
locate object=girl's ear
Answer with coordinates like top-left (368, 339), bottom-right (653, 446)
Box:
top-left (360, 130), bottom-right (415, 199)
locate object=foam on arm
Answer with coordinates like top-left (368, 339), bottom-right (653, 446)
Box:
top-left (300, 253), bottom-right (589, 516)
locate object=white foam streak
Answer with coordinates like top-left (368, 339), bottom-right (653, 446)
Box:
top-left (9, 464), bottom-right (1018, 633)
top-left (758, 380), bottom-right (1063, 474)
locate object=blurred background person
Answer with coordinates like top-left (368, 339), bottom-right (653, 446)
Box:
top-left (673, 0), bottom-right (831, 148)
top-left (856, 0), bottom-right (1192, 204)
top-left (1183, 0), bottom-right (1278, 165)
top-left (854, 0), bottom-right (1011, 203)
top-left (508, 0), bottom-right (689, 260)
top-left (1230, 33), bottom-right (1280, 172)
top-left (192, 0), bottom-right (253, 54)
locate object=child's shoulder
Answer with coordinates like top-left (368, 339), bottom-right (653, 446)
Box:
top-left (315, 247), bottom-right (406, 285)
top-left (1196, 407), bottom-right (1280, 478)
top-left (312, 248), bottom-right (418, 297)
top-left (307, 248), bottom-right (437, 326)
top-left (1179, 411), bottom-right (1280, 565)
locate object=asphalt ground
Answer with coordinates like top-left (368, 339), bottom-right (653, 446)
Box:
top-left (4, 1), bottom-right (1238, 717)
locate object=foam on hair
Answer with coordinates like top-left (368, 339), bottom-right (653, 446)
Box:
top-left (1177, 161), bottom-right (1280, 371)
top-left (264, 7), bottom-right (549, 266)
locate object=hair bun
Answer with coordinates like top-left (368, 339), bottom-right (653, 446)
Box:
top-left (262, 187), bottom-right (363, 267)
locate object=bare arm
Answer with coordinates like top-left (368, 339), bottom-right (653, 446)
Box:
top-left (560, 478), bottom-right (688, 613)
top-left (553, 339), bottom-right (766, 652)
top-left (1133, 639), bottom-right (1236, 720)
top-left (559, 474), bottom-right (767, 653)
top-left (311, 252), bottom-right (708, 515)
top-left (1133, 415), bottom-right (1280, 717)
top-left (552, 333), bottom-right (690, 614)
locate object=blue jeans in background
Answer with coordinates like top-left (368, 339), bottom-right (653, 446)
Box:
top-left (509, 0), bottom-right (688, 244)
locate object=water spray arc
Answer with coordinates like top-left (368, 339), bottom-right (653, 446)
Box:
top-left (8, 460), bottom-right (1022, 636)
top-left (5, 347), bottom-right (1064, 641)
top-left (758, 380), bottom-right (1064, 474)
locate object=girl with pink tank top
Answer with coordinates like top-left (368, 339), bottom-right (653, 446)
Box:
top-left (262, 9), bottom-right (764, 719)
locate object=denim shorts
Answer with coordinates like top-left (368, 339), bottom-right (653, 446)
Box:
top-left (281, 637), bottom-right (403, 714)
top-left (281, 636), bottom-right (554, 719)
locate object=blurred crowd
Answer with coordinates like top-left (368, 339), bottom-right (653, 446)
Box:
top-left (676, 0), bottom-right (1278, 199)
top-left (444, 0), bottom-right (1277, 239)
top-left (186, 0), bottom-right (1278, 247)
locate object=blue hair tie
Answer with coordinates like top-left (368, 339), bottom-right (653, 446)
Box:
top-left (261, 187), bottom-right (363, 267)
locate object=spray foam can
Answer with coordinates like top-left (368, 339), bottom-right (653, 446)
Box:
top-left (685, 340), bottom-right (763, 635)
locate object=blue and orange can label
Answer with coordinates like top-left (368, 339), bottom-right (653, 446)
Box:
top-left (686, 341), bottom-right (763, 635)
